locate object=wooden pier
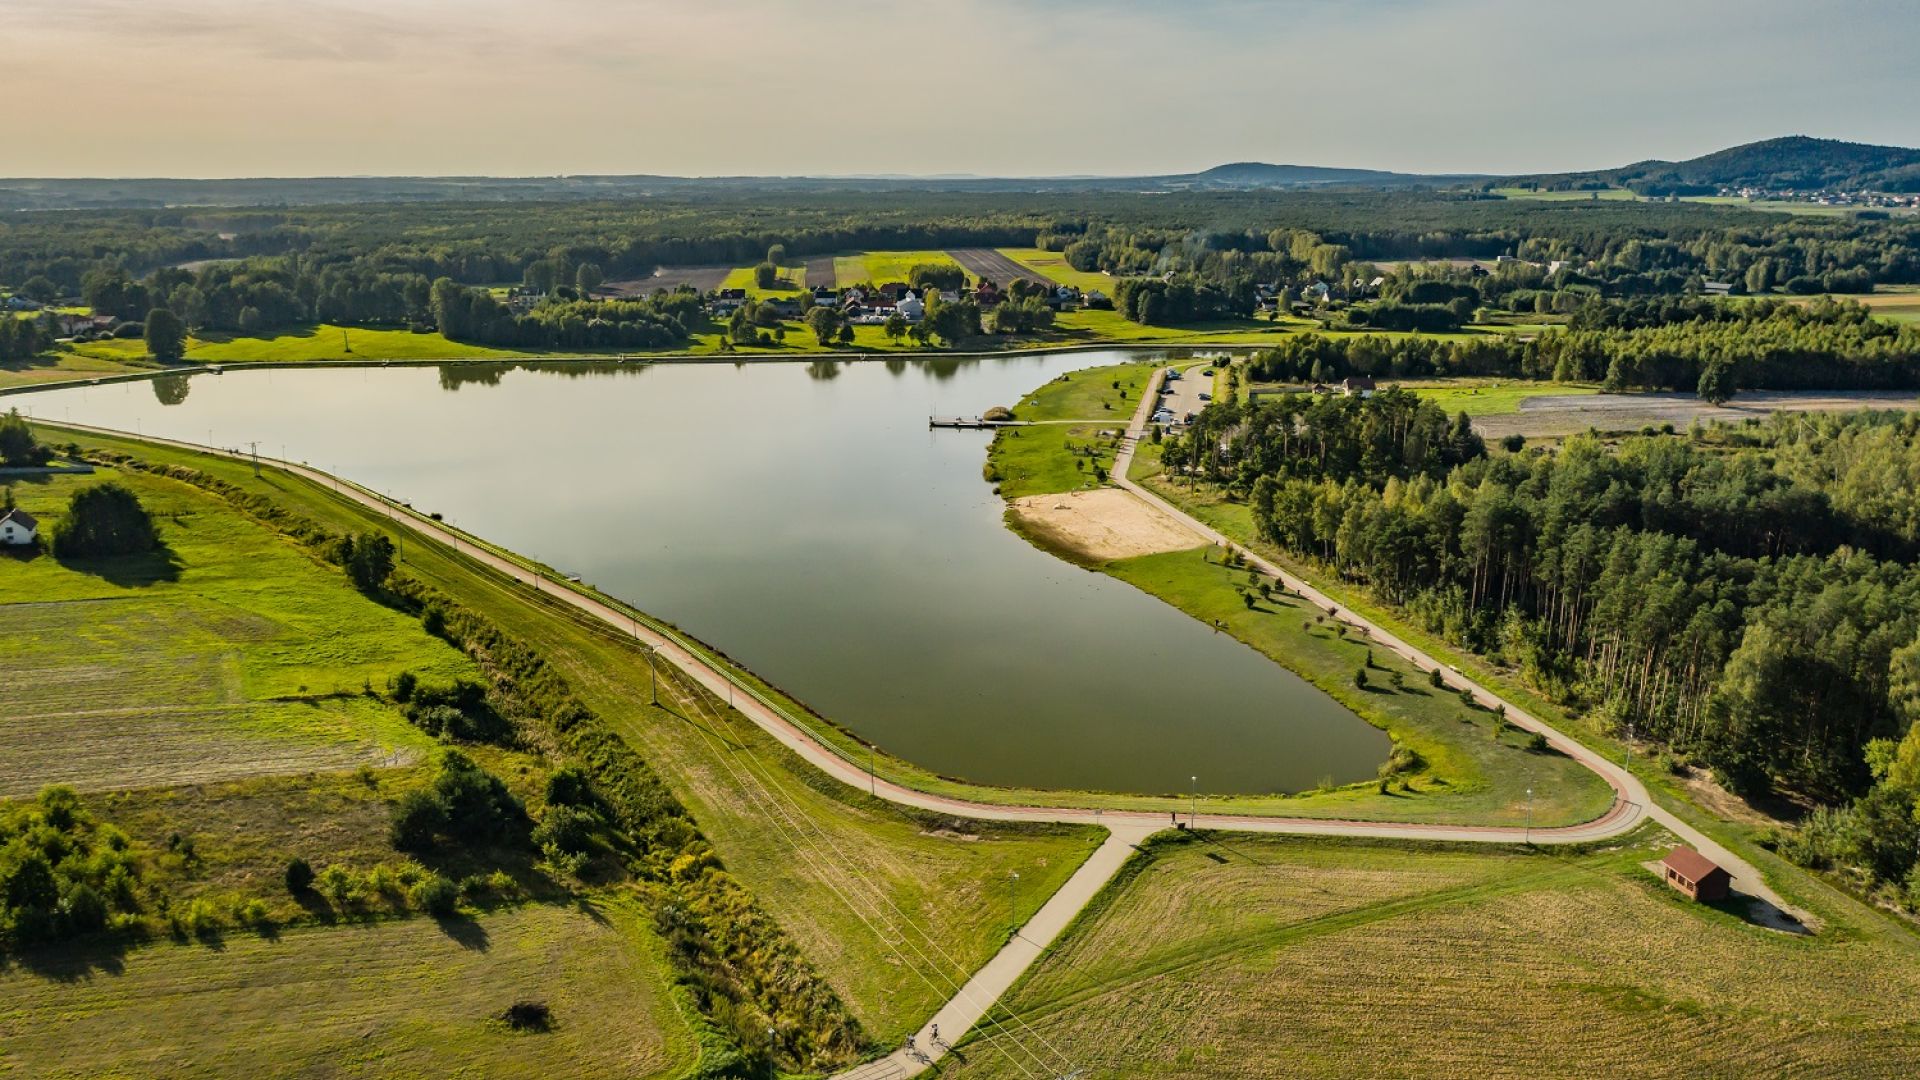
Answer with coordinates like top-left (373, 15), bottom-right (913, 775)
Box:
top-left (928, 416), bottom-right (1030, 429)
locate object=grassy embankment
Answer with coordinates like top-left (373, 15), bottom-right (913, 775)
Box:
top-left (935, 830), bottom-right (1920, 1078)
top-left (18, 424), bottom-right (1104, 1049)
top-left (989, 361), bottom-right (1611, 825)
top-left (1400, 379), bottom-right (1600, 416)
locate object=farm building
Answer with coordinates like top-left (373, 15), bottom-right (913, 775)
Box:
top-left (1341, 376), bottom-right (1376, 398)
top-left (895, 293), bottom-right (925, 321)
top-left (1659, 847), bottom-right (1731, 902)
top-left (0, 507), bottom-right (38, 546)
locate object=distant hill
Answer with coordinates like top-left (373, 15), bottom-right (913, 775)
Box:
top-left (1511, 136), bottom-right (1920, 195)
top-left (2, 136), bottom-right (1912, 210)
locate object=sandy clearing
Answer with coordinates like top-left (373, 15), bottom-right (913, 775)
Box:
top-left (1009, 488), bottom-right (1208, 562)
top-left (1476, 389), bottom-right (1920, 438)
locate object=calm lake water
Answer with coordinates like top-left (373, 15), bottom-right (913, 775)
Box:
top-left (23, 354), bottom-right (1386, 794)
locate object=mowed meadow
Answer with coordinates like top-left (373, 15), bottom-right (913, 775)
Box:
top-left (0, 467), bottom-right (467, 796)
top-left (938, 832), bottom-right (1920, 1078)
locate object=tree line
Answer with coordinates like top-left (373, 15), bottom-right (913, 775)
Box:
top-left (1164, 397), bottom-right (1920, 907)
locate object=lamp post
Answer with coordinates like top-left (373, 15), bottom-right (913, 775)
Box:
top-left (1009, 871), bottom-right (1020, 933)
top-left (1525, 785), bottom-right (1534, 844)
top-left (1190, 775), bottom-right (1198, 830)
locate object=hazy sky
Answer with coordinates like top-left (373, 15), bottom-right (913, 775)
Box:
top-left (5, 0), bottom-right (1916, 178)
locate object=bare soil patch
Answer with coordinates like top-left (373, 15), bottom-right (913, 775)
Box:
top-left (949, 249), bottom-right (1053, 288)
top-left (1477, 389), bottom-right (1920, 438)
top-left (1010, 489), bottom-right (1208, 562)
top-left (802, 256), bottom-right (838, 290)
top-left (601, 265), bottom-right (729, 297)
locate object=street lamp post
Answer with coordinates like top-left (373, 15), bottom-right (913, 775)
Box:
top-left (1009, 871), bottom-right (1020, 933)
top-left (1525, 785), bottom-right (1534, 844)
top-left (1190, 775), bottom-right (1198, 830)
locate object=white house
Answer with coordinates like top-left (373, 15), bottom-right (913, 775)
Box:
top-left (0, 507), bottom-right (37, 546)
top-left (895, 292), bottom-right (925, 321)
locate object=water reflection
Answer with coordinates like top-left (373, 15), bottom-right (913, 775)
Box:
top-left (30, 354), bottom-right (1387, 794)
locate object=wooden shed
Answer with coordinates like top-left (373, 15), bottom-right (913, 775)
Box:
top-left (1660, 846), bottom-right (1731, 902)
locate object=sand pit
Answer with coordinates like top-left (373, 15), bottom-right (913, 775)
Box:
top-left (1010, 488), bottom-right (1208, 561)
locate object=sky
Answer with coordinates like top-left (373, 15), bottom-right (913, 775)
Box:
top-left (4, 0), bottom-right (1917, 179)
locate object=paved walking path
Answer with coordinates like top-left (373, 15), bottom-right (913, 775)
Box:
top-left (55, 416), bottom-right (1807, 1080)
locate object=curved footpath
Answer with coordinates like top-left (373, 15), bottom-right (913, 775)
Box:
top-left (54, 414), bottom-right (1803, 1080)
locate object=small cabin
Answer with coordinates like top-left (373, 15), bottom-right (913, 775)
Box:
top-left (1660, 846), bottom-right (1731, 902)
top-left (0, 507), bottom-right (38, 546)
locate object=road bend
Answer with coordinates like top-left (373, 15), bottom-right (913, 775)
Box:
top-left (50, 415), bottom-right (1804, 1080)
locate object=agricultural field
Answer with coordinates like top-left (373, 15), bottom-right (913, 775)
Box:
top-left (721, 260), bottom-right (806, 299)
top-left (0, 896), bottom-right (695, 1080)
top-left (1786, 285), bottom-right (1920, 325)
top-left (999, 247), bottom-right (1122, 295)
top-left (0, 468), bottom-right (468, 796)
top-left (599, 265), bottom-right (730, 296)
top-left (803, 255), bottom-right (839, 290)
top-left (26, 424), bottom-right (1108, 1047)
top-left (940, 833), bottom-right (1920, 1078)
top-left (1491, 186), bottom-right (1642, 202)
top-left (854, 250), bottom-right (967, 286)
top-left (947, 248), bottom-right (1048, 288)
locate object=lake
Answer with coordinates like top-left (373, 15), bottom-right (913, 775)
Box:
top-left (21, 354), bottom-right (1388, 795)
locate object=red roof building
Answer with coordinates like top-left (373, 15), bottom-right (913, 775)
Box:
top-left (1660, 847), bottom-right (1731, 902)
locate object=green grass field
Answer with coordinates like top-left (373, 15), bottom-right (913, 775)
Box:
top-left (25, 424), bottom-right (1105, 1046)
top-left (721, 263), bottom-right (806, 299)
top-left (997, 247), bottom-right (1117, 294)
top-left (855, 250), bottom-right (966, 286)
top-left (939, 831), bottom-right (1920, 1078)
top-left (0, 895), bottom-right (695, 1079)
top-left (1401, 379), bottom-right (1599, 416)
top-left (0, 468), bottom-right (469, 796)
top-left (987, 360), bottom-right (1158, 498)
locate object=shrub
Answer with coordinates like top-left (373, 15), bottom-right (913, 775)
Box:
top-left (1353, 667), bottom-right (1368, 689)
top-left (411, 874), bottom-right (460, 917)
top-left (393, 670), bottom-right (418, 702)
top-left (1429, 667), bottom-right (1445, 688)
top-left (503, 999), bottom-right (552, 1032)
top-left (284, 856), bottom-right (315, 894)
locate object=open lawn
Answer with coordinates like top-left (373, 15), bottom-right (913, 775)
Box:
top-left (30, 425), bottom-right (1106, 1046)
top-left (1402, 379), bottom-right (1600, 416)
top-left (987, 360), bottom-right (1158, 498)
top-left (941, 832), bottom-right (1920, 1078)
top-left (0, 895), bottom-right (695, 1080)
top-left (0, 468), bottom-right (469, 795)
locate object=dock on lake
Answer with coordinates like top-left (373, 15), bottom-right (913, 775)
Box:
top-left (929, 416), bottom-right (1030, 429)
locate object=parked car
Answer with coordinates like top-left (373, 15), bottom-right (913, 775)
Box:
top-left (1198, 393), bottom-right (1212, 401)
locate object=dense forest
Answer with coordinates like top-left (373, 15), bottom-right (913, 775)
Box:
top-left (1161, 395), bottom-right (1920, 906)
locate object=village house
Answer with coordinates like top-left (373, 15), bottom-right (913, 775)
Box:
top-left (1341, 376), bottom-right (1376, 398)
top-left (895, 292), bottom-right (925, 321)
top-left (1659, 847), bottom-right (1731, 902)
top-left (0, 507), bottom-right (38, 547)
